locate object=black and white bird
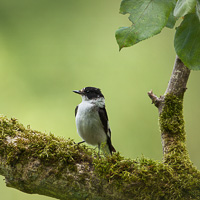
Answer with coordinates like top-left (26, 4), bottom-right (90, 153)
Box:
top-left (73, 87), bottom-right (116, 155)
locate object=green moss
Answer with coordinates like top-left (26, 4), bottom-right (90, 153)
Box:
top-left (0, 115), bottom-right (93, 174)
top-left (159, 94), bottom-right (185, 138)
top-left (1, 114), bottom-right (200, 199)
top-left (92, 93), bottom-right (200, 199)
top-left (93, 154), bottom-right (200, 199)
top-left (159, 94), bottom-right (189, 165)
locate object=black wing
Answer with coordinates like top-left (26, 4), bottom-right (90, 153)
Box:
top-left (75, 106), bottom-right (78, 117)
top-left (98, 107), bottom-right (116, 154)
top-left (98, 107), bottom-right (109, 134)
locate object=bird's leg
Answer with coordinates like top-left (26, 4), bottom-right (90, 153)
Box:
top-left (77, 140), bottom-right (85, 145)
top-left (74, 140), bottom-right (85, 145)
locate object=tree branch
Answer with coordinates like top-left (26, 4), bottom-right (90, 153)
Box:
top-left (147, 90), bottom-right (161, 108)
top-left (164, 56), bottom-right (190, 97)
top-left (148, 56), bottom-right (191, 165)
top-left (1, 112), bottom-right (200, 199)
top-left (1, 57), bottom-right (200, 199)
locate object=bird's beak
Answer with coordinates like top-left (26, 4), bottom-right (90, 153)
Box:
top-left (73, 90), bottom-right (82, 95)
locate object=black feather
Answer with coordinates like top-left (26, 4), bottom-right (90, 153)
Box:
top-left (75, 106), bottom-right (78, 117)
top-left (84, 87), bottom-right (104, 99)
top-left (98, 107), bottom-right (108, 133)
top-left (107, 136), bottom-right (116, 155)
top-left (98, 107), bottom-right (116, 154)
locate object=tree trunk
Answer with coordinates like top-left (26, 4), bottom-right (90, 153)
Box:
top-left (0, 56), bottom-right (200, 200)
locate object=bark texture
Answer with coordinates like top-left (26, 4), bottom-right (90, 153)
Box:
top-left (148, 56), bottom-right (190, 159)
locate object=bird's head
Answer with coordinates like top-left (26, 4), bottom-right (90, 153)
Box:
top-left (73, 87), bottom-right (104, 101)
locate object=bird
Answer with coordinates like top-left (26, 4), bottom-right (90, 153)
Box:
top-left (73, 87), bottom-right (116, 156)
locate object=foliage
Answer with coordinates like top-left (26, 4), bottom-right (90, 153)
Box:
top-left (175, 13), bottom-right (200, 70)
top-left (116, 0), bottom-right (200, 70)
top-left (115, 0), bottom-right (175, 50)
top-left (174, 0), bottom-right (197, 18)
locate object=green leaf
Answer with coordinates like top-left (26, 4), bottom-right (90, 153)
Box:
top-left (115, 27), bottom-right (137, 49)
top-left (196, 0), bottom-right (200, 20)
top-left (115, 0), bottom-right (175, 50)
top-left (174, 13), bottom-right (200, 70)
top-left (173, 0), bottom-right (197, 18)
top-left (166, 10), bottom-right (177, 29)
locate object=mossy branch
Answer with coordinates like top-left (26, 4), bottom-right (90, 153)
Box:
top-left (1, 114), bottom-right (200, 199)
top-left (148, 56), bottom-right (194, 169)
top-left (0, 57), bottom-right (199, 199)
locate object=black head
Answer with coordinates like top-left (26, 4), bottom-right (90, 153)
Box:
top-left (73, 87), bottom-right (104, 99)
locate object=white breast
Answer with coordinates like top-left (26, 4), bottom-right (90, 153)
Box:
top-left (75, 101), bottom-right (107, 146)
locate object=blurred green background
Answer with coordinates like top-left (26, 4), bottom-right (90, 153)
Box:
top-left (0, 0), bottom-right (200, 199)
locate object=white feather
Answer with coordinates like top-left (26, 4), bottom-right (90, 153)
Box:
top-left (75, 98), bottom-right (107, 146)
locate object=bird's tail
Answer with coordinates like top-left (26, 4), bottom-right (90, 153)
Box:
top-left (107, 137), bottom-right (116, 155)
top-left (98, 140), bottom-right (116, 156)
